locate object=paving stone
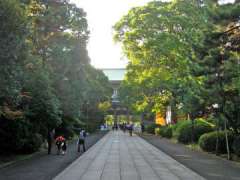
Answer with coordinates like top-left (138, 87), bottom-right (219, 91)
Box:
top-left (81, 170), bottom-right (101, 180)
top-left (54, 131), bottom-right (206, 180)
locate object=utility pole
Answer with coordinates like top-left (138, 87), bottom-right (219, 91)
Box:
top-left (219, 36), bottom-right (231, 160)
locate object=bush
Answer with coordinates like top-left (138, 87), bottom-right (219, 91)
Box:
top-left (157, 126), bottom-right (172, 138)
top-left (177, 119), bottom-right (214, 144)
top-left (171, 120), bottom-right (187, 137)
top-left (232, 136), bottom-right (240, 156)
top-left (0, 118), bottom-right (43, 154)
top-left (146, 124), bottom-right (160, 134)
top-left (21, 133), bottom-right (43, 154)
top-left (199, 131), bottom-right (234, 153)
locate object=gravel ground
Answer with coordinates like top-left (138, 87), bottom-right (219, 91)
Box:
top-left (0, 131), bottom-right (108, 180)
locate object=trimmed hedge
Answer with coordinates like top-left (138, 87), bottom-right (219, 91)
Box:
top-left (232, 136), bottom-right (240, 156)
top-left (199, 131), bottom-right (234, 153)
top-left (157, 126), bottom-right (172, 138)
top-left (177, 119), bottom-right (214, 144)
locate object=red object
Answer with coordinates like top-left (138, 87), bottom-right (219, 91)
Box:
top-left (56, 136), bottom-right (65, 142)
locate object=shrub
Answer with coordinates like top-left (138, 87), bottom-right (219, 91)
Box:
top-left (0, 119), bottom-right (43, 154)
top-left (146, 124), bottom-right (160, 134)
top-left (177, 119), bottom-right (214, 144)
top-left (158, 126), bottom-right (172, 138)
top-left (199, 131), bottom-right (234, 153)
top-left (21, 133), bottom-right (43, 154)
top-left (171, 120), bottom-right (188, 137)
top-left (232, 136), bottom-right (240, 156)
top-left (155, 127), bottom-right (160, 135)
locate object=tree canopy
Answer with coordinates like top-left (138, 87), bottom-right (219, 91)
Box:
top-left (0, 0), bottom-right (111, 154)
top-left (114, 0), bottom-right (240, 133)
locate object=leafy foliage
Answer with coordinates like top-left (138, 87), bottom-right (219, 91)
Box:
top-left (0, 0), bottom-right (111, 154)
top-left (115, 0), bottom-right (240, 142)
top-left (157, 126), bottom-right (173, 138)
top-left (145, 124), bottom-right (161, 134)
top-left (115, 0), bottom-right (210, 119)
top-left (232, 136), bottom-right (240, 156)
top-left (177, 119), bottom-right (214, 144)
top-left (0, 0), bottom-right (27, 108)
top-left (199, 131), bottom-right (234, 153)
top-left (0, 118), bottom-right (43, 154)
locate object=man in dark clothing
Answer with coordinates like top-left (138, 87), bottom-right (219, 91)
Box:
top-left (129, 123), bottom-right (133, 136)
top-left (47, 129), bottom-right (55, 154)
top-left (141, 123), bottom-right (145, 133)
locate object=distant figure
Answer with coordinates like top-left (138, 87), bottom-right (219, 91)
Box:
top-left (47, 129), bottom-right (55, 154)
top-left (100, 124), bottom-right (107, 131)
top-left (112, 123), bottom-right (118, 131)
top-left (123, 123), bottom-right (127, 133)
top-left (141, 123), bottom-right (145, 133)
top-left (78, 129), bottom-right (86, 152)
top-left (55, 135), bottom-right (67, 155)
top-left (127, 122), bottom-right (133, 136)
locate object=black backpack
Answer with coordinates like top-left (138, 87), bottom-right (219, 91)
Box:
top-left (83, 131), bottom-right (86, 137)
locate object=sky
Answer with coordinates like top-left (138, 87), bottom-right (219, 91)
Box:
top-left (70, 0), bottom-right (235, 69)
top-left (70, 0), bottom-right (151, 69)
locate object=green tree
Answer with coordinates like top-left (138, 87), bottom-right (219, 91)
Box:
top-left (198, 2), bottom-right (240, 133)
top-left (0, 0), bottom-right (28, 110)
top-left (0, 0), bottom-right (112, 153)
top-left (114, 0), bottom-right (209, 118)
top-left (24, 60), bottom-right (62, 136)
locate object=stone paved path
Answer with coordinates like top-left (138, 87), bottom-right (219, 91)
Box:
top-left (54, 131), bottom-right (205, 180)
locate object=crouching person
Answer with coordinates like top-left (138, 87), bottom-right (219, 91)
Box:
top-left (77, 130), bottom-right (86, 152)
top-left (55, 135), bottom-right (67, 155)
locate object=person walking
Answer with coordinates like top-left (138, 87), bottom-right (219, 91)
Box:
top-left (127, 122), bottom-right (133, 136)
top-left (123, 123), bottom-right (127, 133)
top-left (141, 123), bottom-right (145, 133)
top-left (78, 129), bottom-right (86, 152)
top-left (47, 128), bottom-right (55, 155)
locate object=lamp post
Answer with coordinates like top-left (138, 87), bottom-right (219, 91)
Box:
top-left (126, 96), bottom-right (129, 122)
top-left (213, 103), bottom-right (220, 155)
top-left (86, 101), bottom-right (89, 132)
top-left (111, 87), bottom-right (120, 128)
